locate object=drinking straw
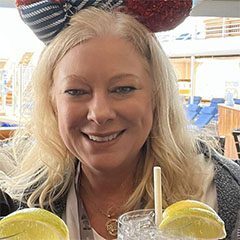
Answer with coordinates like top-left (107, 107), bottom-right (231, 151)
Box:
top-left (154, 166), bottom-right (162, 226)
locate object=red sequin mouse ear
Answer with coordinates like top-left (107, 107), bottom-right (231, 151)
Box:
top-left (16, 0), bottom-right (192, 44)
top-left (125, 0), bottom-right (193, 32)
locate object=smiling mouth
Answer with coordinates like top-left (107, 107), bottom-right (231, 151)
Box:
top-left (83, 131), bottom-right (124, 143)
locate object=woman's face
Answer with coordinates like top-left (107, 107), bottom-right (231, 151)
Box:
top-left (52, 36), bottom-right (153, 172)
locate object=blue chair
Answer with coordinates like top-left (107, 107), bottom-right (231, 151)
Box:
top-left (0, 122), bottom-right (18, 127)
top-left (209, 98), bottom-right (225, 121)
top-left (186, 104), bottom-right (202, 121)
top-left (209, 98), bottom-right (225, 107)
top-left (234, 99), bottom-right (240, 105)
top-left (188, 96), bottom-right (202, 105)
top-left (194, 106), bottom-right (217, 128)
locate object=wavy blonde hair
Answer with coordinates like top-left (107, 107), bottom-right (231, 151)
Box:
top-left (1, 7), bottom-right (214, 212)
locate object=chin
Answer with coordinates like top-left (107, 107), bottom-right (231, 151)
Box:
top-left (84, 159), bottom-right (127, 172)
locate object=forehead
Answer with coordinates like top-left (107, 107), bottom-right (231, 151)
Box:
top-left (53, 36), bottom-right (149, 80)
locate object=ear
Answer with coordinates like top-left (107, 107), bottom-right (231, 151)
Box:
top-left (125, 0), bottom-right (192, 32)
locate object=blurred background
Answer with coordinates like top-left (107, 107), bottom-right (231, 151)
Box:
top-left (0, 0), bottom-right (240, 159)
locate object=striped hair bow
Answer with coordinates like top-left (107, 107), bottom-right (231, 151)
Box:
top-left (16, 0), bottom-right (193, 44)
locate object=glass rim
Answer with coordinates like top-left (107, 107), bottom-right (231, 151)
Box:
top-left (118, 208), bottom-right (155, 224)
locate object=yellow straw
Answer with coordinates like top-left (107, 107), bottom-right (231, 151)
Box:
top-left (154, 166), bottom-right (162, 226)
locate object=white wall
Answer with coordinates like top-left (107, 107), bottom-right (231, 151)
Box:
top-left (195, 59), bottom-right (240, 99)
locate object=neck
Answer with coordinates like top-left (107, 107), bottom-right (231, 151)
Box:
top-left (81, 159), bottom-right (137, 200)
top-left (79, 164), bottom-right (138, 239)
top-left (80, 164), bottom-right (136, 201)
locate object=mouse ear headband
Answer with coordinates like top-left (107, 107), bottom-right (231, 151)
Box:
top-left (16, 0), bottom-right (192, 44)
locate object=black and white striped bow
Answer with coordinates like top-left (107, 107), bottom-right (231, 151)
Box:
top-left (17, 0), bottom-right (124, 44)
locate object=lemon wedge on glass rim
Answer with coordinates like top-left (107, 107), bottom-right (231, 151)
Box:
top-left (159, 200), bottom-right (226, 239)
top-left (0, 208), bottom-right (69, 240)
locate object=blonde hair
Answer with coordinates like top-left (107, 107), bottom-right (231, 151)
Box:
top-left (1, 7), bottom-right (214, 212)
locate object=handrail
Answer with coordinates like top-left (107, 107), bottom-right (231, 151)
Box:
top-left (157, 17), bottom-right (240, 42)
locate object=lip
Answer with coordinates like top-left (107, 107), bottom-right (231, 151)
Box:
top-left (82, 130), bottom-right (125, 143)
top-left (82, 130), bottom-right (124, 137)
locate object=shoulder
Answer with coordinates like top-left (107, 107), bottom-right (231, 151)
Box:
top-left (0, 188), bottom-right (67, 219)
top-left (199, 143), bottom-right (240, 239)
top-left (211, 155), bottom-right (240, 239)
top-left (210, 152), bottom-right (240, 186)
top-left (198, 140), bottom-right (240, 184)
top-left (210, 152), bottom-right (240, 208)
top-left (0, 189), bottom-right (25, 217)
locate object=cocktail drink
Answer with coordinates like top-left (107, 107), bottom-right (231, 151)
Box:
top-left (117, 167), bottom-right (226, 240)
top-left (117, 199), bottom-right (226, 240)
top-left (117, 209), bottom-right (191, 240)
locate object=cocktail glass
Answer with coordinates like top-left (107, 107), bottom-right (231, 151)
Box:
top-left (117, 209), bottom-right (193, 240)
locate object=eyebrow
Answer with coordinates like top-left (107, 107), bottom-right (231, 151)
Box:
top-left (109, 73), bottom-right (141, 83)
top-left (62, 74), bottom-right (87, 82)
top-left (62, 73), bottom-right (140, 83)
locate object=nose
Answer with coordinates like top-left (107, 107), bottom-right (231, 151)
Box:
top-left (87, 93), bottom-right (116, 125)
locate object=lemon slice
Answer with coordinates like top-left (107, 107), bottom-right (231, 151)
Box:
top-left (0, 208), bottom-right (69, 240)
top-left (159, 200), bottom-right (226, 239)
top-left (163, 199), bottom-right (217, 218)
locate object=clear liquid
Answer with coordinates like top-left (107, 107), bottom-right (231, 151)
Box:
top-left (117, 209), bottom-right (193, 240)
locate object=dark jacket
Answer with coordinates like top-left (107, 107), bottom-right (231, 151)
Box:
top-left (1, 150), bottom-right (240, 239)
top-left (211, 154), bottom-right (240, 240)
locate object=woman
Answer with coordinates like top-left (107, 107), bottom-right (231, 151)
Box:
top-left (1, 3), bottom-right (240, 240)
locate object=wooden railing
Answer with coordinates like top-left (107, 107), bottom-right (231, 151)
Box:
top-left (157, 17), bottom-right (240, 42)
top-left (204, 18), bottom-right (240, 38)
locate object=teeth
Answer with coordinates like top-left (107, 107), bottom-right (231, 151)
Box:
top-left (88, 133), bottom-right (119, 142)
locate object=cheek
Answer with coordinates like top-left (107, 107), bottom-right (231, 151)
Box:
top-left (126, 99), bottom-right (153, 128)
top-left (56, 102), bottom-right (69, 126)
top-left (56, 109), bottom-right (70, 141)
top-left (55, 100), bottom-right (81, 132)
top-left (60, 112), bottom-right (83, 134)
top-left (141, 101), bottom-right (153, 133)
top-left (56, 105), bottom-right (83, 151)
top-left (142, 106), bottom-right (153, 131)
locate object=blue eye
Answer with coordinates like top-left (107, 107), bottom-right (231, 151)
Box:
top-left (113, 86), bottom-right (136, 94)
top-left (64, 89), bottom-right (88, 96)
